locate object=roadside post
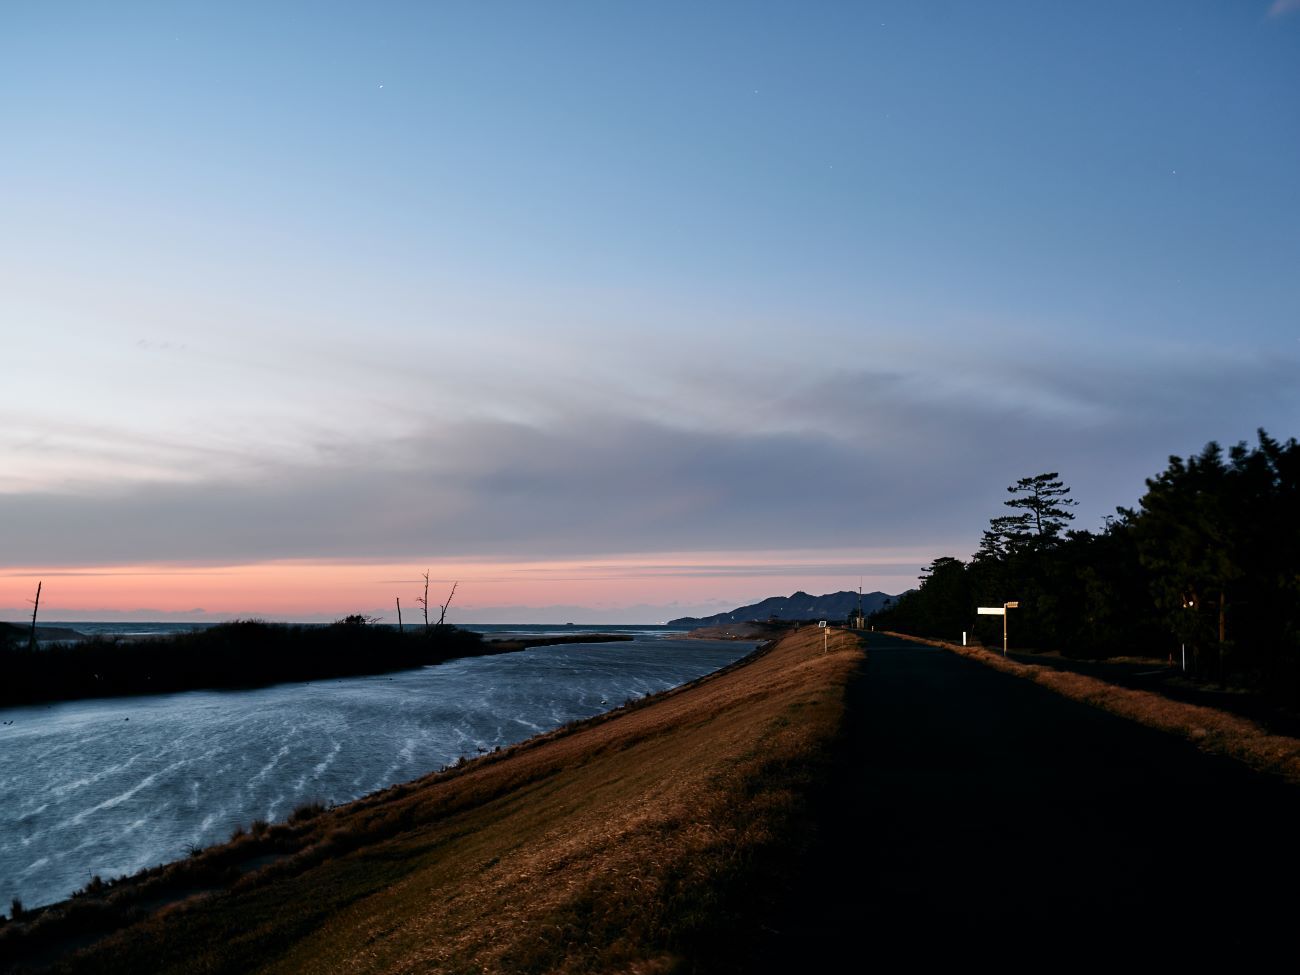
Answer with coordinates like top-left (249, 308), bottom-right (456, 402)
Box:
top-left (818, 620), bottom-right (827, 653)
top-left (976, 601), bottom-right (1019, 656)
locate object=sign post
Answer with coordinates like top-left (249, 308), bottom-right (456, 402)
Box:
top-left (818, 620), bottom-right (827, 653)
top-left (977, 601), bottom-right (1019, 656)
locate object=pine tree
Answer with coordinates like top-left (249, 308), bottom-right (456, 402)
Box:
top-left (1005, 472), bottom-right (1077, 543)
top-left (976, 472), bottom-right (1077, 558)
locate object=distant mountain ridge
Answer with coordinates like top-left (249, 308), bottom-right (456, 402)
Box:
top-left (668, 590), bottom-right (902, 627)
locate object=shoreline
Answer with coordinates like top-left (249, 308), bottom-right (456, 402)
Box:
top-left (1, 636), bottom-right (761, 920)
top-left (0, 629), bottom-right (853, 972)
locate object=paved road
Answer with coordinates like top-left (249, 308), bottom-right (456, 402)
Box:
top-left (765, 634), bottom-right (1300, 966)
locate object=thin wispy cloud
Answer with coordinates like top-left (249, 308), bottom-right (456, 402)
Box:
top-left (1, 348), bottom-right (1293, 571)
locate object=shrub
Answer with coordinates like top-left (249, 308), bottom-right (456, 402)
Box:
top-left (289, 801), bottom-right (326, 824)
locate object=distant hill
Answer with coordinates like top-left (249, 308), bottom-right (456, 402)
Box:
top-left (669, 590), bottom-right (903, 627)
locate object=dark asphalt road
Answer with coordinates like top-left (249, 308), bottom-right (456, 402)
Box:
top-left (763, 634), bottom-right (1300, 967)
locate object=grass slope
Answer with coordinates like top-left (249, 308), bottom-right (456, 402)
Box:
top-left (19, 627), bottom-right (861, 974)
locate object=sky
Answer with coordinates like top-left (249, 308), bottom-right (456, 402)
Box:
top-left (2, 1), bottom-right (1298, 622)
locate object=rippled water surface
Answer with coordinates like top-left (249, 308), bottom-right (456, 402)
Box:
top-left (0, 637), bottom-right (751, 909)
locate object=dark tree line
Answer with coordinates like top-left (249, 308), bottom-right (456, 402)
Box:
top-left (871, 430), bottom-right (1300, 701)
top-left (0, 618), bottom-right (486, 707)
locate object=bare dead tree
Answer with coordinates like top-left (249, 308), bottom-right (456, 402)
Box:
top-left (417, 572), bottom-right (431, 633)
top-left (396, 596), bottom-right (403, 634)
top-left (437, 581), bottom-right (458, 628)
top-left (29, 581), bottom-right (42, 652)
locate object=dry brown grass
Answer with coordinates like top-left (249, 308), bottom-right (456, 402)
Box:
top-left (31, 627), bottom-right (861, 974)
top-left (881, 630), bottom-right (1300, 784)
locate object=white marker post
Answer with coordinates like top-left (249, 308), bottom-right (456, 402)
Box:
top-left (819, 620), bottom-right (828, 653)
top-left (977, 602), bottom-right (1019, 656)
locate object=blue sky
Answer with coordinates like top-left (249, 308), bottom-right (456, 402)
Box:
top-left (1, 2), bottom-right (1298, 619)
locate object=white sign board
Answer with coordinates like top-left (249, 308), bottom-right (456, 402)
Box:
top-left (818, 620), bottom-right (828, 628)
top-left (977, 607), bottom-right (1005, 616)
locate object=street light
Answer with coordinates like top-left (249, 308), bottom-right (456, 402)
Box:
top-left (1181, 595), bottom-right (1195, 672)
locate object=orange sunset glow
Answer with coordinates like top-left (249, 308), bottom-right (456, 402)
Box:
top-left (1, 549), bottom-right (925, 622)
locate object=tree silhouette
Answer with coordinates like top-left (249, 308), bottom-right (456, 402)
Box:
top-left (1131, 431), bottom-right (1300, 682)
top-left (976, 472), bottom-right (1076, 559)
top-left (1006, 472), bottom-right (1077, 540)
top-left (872, 435), bottom-right (1300, 696)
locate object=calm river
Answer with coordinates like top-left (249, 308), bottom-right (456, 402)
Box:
top-left (0, 636), bottom-right (751, 910)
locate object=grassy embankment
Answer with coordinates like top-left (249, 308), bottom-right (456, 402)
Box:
top-left (882, 630), bottom-right (1300, 784)
top-left (0, 621), bottom-right (632, 708)
top-left (2, 626), bottom-right (862, 974)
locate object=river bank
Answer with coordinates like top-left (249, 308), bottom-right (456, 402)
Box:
top-left (0, 627), bottom-right (861, 973)
top-left (0, 635), bottom-right (747, 916)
